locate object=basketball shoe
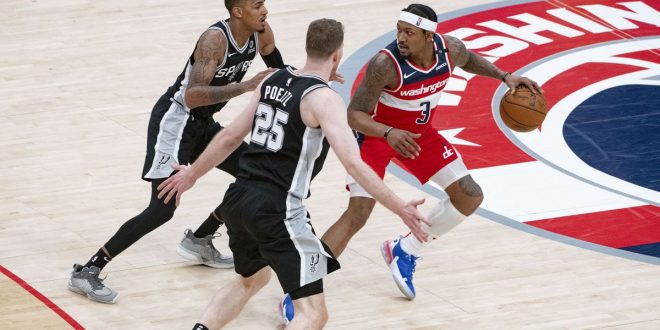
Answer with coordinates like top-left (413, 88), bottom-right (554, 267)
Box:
top-left (68, 264), bottom-right (119, 304)
top-left (278, 293), bottom-right (294, 324)
top-left (177, 229), bottom-right (233, 269)
top-left (380, 236), bottom-right (418, 300)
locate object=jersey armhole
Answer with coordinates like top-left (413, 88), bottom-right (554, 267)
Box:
top-left (379, 49), bottom-right (403, 93)
top-left (207, 26), bottom-right (229, 69)
top-left (301, 84), bottom-right (331, 129)
top-left (301, 84), bottom-right (329, 99)
top-left (437, 33), bottom-right (453, 71)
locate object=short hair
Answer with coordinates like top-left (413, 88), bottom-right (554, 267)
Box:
top-left (402, 3), bottom-right (438, 22)
top-left (225, 0), bottom-right (242, 12)
top-left (305, 18), bottom-right (344, 59)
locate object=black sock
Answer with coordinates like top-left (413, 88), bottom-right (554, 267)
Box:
top-left (84, 248), bottom-right (112, 270)
top-left (192, 323), bottom-right (210, 330)
top-left (193, 209), bottom-right (223, 238)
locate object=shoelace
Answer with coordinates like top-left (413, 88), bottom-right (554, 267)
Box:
top-left (86, 270), bottom-right (107, 291)
top-left (404, 254), bottom-right (419, 277)
top-left (201, 233), bottom-right (224, 259)
top-left (198, 232), bottom-right (221, 245)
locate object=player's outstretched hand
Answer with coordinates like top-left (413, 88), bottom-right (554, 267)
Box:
top-left (398, 198), bottom-right (430, 242)
top-left (504, 74), bottom-right (543, 95)
top-left (157, 164), bottom-right (196, 206)
top-left (386, 128), bottom-right (421, 159)
top-left (244, 68), bottom-right (278, 91)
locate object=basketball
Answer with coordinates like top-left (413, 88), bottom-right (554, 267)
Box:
top-left (499, 85), bottom-right (547, 132)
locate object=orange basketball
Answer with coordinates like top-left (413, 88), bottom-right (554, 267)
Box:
top-left (499, 86), bottom-right (547, 132)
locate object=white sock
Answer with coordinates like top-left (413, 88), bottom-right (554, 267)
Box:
top-left (399, 232), bottom-right (425, 257)
top-left (399, 198), bottom-right (467, 257)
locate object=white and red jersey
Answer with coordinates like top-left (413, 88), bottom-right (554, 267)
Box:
top-left (373, 34), bottom-right (452, 133)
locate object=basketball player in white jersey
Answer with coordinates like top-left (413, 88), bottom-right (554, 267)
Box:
top-left (68, 0), bottom-right (286, 304)
top-left (277, 4), bottom-right (544, 319)
top-left (157, 18), bottom-right (430, 329)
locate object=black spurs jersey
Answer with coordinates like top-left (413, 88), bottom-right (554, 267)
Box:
top-left (165, 19), bottom-right (259, 118)
top-left (238, 67), bottom-right (331, 199)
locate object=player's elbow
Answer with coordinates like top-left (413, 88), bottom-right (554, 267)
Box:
top-left (225, 132), bottom-right (244, 149)
top-left (347, 110), bottom-right (360, 129)
top-left (184, 88), bottom-right (204, 109)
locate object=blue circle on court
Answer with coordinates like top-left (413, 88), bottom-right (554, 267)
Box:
top-left (563, 84), bottom-right (660, 192)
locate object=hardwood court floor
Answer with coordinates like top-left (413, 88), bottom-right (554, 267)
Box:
top-left (1, 0), bottom-right (659, 329)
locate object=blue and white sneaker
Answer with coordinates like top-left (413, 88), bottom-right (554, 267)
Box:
top-left (380, 236), bottom-right (418, 300)
top-left (278, 293), bottom-right (294, 324)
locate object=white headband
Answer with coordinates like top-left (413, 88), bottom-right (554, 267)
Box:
top-left (399, 11), bottom-right (437, 32)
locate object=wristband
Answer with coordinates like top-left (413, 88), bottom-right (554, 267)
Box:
top-left (501, 72), bottom-right (511, 82)
top-left (261, 47), bottom-right (285, 69)
top-left (384, 126), bottom-right (394, 139)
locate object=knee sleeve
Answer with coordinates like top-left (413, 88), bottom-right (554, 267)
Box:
top-left (427, 198), bottom-right (467, 237)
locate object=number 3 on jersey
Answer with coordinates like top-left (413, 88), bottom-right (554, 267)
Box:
top-left (416, 101), bottom-right (431, 124)
top-left (251, 103), bottom-right (289, 151)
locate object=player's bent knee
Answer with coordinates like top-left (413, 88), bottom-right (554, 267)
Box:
top-left (138, 205), bottom-right (176, 230)
top-left (160, 207), bottom-right (177, 221)
top-left (240, 267), bottom-right (271, 293)
top-left (461, 186), bottom-right (484, 215)
top-left (452, 194), bottom-right (482, 216)
top-left (446, 175), bottom-right (483, 216)
top-left (253, 267), bottom-right (272, 287)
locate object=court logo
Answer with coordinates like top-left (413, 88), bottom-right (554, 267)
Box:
top-left (338, 0), bottom-right (660, 264)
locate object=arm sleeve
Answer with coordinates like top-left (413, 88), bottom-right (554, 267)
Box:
top-left (261, 47), bottom-right (285, 69)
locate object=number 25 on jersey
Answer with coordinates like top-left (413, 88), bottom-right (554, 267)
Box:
top-left (251, 103), bottom-right (289, 152)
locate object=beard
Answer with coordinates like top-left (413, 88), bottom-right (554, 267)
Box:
top-left (398, 44), bottom-right (410, 59)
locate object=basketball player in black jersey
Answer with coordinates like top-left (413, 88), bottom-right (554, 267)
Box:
top-left (275, 4), bottom-right (544, 323)
top-left (68, 0), bottom-right (285, 304)
top-left (158, 19), bottom-right (430, 329)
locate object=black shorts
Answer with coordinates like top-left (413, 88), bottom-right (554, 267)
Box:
top-left (141, 95), bottom-right (248, 180)
top-left (219, 179), bottom-right (340, 295)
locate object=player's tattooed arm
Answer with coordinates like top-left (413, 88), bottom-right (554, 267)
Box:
top-left (445, 35), bottom-right (542, 93)
top-left (347, 53), bottom-right (398, 136)
top-left (185, 30), bottom-right (245, 109)
top-left (348, 53), bottom-right (422, 159)
top-left (445, 35), bottom-right (507, 80)
top-left (184, 30), bottom-right (274, 109)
